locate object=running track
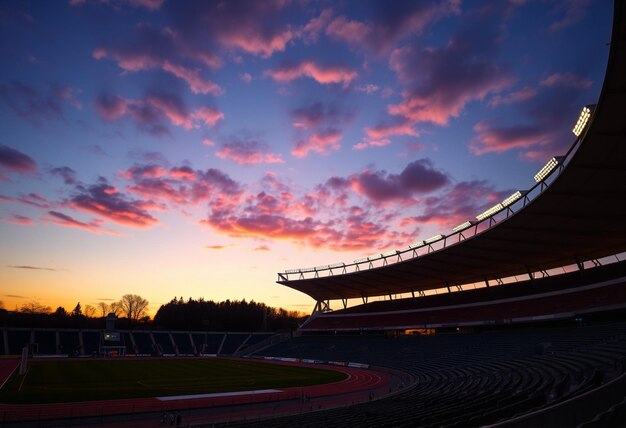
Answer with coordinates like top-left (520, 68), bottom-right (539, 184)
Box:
top-left (0, 358), bottom-right (410, 427)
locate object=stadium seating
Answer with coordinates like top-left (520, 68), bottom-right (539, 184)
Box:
top-left (59, 330), bottom-right (81, 356)
top-left (131, 331), bottom-right (154, 355)
top-left (171, 332), bottom-right (194, 355)
top-left (33, 330), bottom-right (56, 355)
top-left (152, 332), bottom-right (175, 355)
top-left (81, 330), bottom-right (100, 355)
top-left (235, 322), bottom-right (626, 427)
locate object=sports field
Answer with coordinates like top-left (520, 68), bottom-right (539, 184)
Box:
top-left (0, 358), bottom-right (347, 404)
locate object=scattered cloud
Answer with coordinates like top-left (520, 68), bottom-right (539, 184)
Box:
top-left (46, 210), bottom-right (115, 234)
top-left (216, 138), bottom-right (284, 165)
top-left (1, 214), bottom-right (34, 225)
top-left (540, 72), bottom-right (592, 89)
top-left (488, 87), bottom-right (537, 108)
top-left (95, 93), bottom-right (223, 134)
top-left (549, 0), bottom-right (591, 31)
top-left (291, 129), bottom-right (342, 158)
top-left (70, 178), bottom-right (159, 227)
top-left (266, 61), bottom-right (357, 86)
top-left (8, 265), bottom-right (56, 271)
top-left (0, 145), bottom-right (37, 175)
top-left (353, 138), bottom-right (391, 150)
top-left (50, 166), bottom-right (77, 185)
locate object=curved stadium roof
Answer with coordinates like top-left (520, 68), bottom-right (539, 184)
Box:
top-left (278, 2), bottom-right (626, 303)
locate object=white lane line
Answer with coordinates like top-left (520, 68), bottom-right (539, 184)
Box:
top-left (157, 389), bottom-right (282, 401)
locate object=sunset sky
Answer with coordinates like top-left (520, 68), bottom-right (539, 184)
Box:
top-left (0, 0), bottom-right (612, 315)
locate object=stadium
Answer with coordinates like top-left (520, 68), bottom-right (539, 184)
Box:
top-left (1, 2), bottom-right (626, 427)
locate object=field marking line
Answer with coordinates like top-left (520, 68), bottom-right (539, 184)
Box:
top-left (17, 368), bottom-right (29, 392)
top-left (0, 362), bottom-right (19, 391)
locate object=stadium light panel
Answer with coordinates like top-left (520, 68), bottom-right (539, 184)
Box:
top-left (354, 257), bottom-right (368, 264)
top-left (382, 250), bottom-right (398, 258)
top-left (424, 234), bottom-right (444, 244)
top-left (452, 221), bottom-right (473, 233)
top-left (501, 191), bottom-right (525, 208)
top-left (572, 105), bottom-right (593, 136)
top-left (533, 156), bottom-right (565, 182)
top-left (409, 241), bottom-right (424, 249)
top-left (476, 203), bottom-right (504, 221)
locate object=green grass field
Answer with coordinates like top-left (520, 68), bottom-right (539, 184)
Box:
top-left (0, 358), bottom-right (347, 404)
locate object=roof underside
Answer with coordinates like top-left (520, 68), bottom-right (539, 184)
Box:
top-left (278, 2), bottom-right (626, 302)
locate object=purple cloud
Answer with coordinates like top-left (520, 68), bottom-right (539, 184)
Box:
top-left (0, 145), bottom-right (37, 174)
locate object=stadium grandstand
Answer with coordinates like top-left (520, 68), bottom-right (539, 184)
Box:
top-left (243, 1), bottom-right (626, 426)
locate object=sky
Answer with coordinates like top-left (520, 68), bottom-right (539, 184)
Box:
top-left (0, 0), bottom-right (612, 316)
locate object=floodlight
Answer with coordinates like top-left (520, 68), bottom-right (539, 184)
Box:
top-left (354, 257), bottom-right (368, 263)
top-left (382, 250), bottom-right (398, 258)
top-left (572, 105), bottom-right (594, 137)
top-left (476, 203), bottom-right (504, 221)
top-left (409, 241), bottom-right (424, 249)
top-left (533, 156), bottom-right (564, 182)
top-left (328, 262), bottom-right (344, 268)
top-left (424, 234), bottom-right (444, 244)
top-left (452, 221), bottom-right (473, 233)
top-left (501, 191), bottom-right (525, 207)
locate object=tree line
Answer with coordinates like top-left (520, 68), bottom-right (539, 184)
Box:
top-left (153, 297), bottom-right (304, 331)
top-left (0, 295), bottom-right (305, 331)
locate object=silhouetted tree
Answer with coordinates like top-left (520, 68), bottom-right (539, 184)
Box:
top-left (20, 301), bottom-right (51, 314)
top-left (97, 302), bottom-right (110, 317)
top-left (72, 303), bottom-right (82, 317)
top-left (83, 304), bottom-right (96, 318)
top-left (117, 294), bottom-right (149, 323)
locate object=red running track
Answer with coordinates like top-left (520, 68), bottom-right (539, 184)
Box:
top-left (0, 359), bottom-right (405, 426)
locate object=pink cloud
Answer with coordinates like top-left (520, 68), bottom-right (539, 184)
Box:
top-left (169, 166), bottom-right (195, 181)
top-left (95, 93), bottom-right (223, 133)
top-left (302, 8), bottom-right (333, 43)
top-left (71, 179), bottom-right (158, 228)
top-left (46, 210), bottom-right (115, 235)
top-left (540, 72), bottom-right (592, 89)
top-left (92, 25), bottom-right (222, 95)
top-left (161, 62), bottom-right (222, 95)
top-left (353, 138), bottom-right (391, 150)
top-left (266, 61), bottom-right (357, 86)
top-left (291, 129), bottom-right (342, 158)
top-left (387, 21), bottom-right (514, 126)
top-left (365, 121), bottom-right (419, 139)
top-left (202, 138), bottom-right (215, 147)
top-left (470, 121), bottom-right (556, 155)
top-left (326, 16), bottom-right (372, 45)
top-left (216, 139), bottom-right (284, 165)
top-left (253, 245), bottom-right (271, 251)
top-left (191, 106), bottom-right (224, 127)
top-left (2, 214), bottom-right (34, 226)
top-left (220, 28), bottom-right (294, 58)
top-left (488, 87), bottom-right (537, 108)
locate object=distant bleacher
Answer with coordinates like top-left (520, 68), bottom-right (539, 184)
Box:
top-left (0, 327), bottom-right (278, 358)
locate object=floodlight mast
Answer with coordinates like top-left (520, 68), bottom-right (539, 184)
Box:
top-left (572, 105), bottom-right (595, 137)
